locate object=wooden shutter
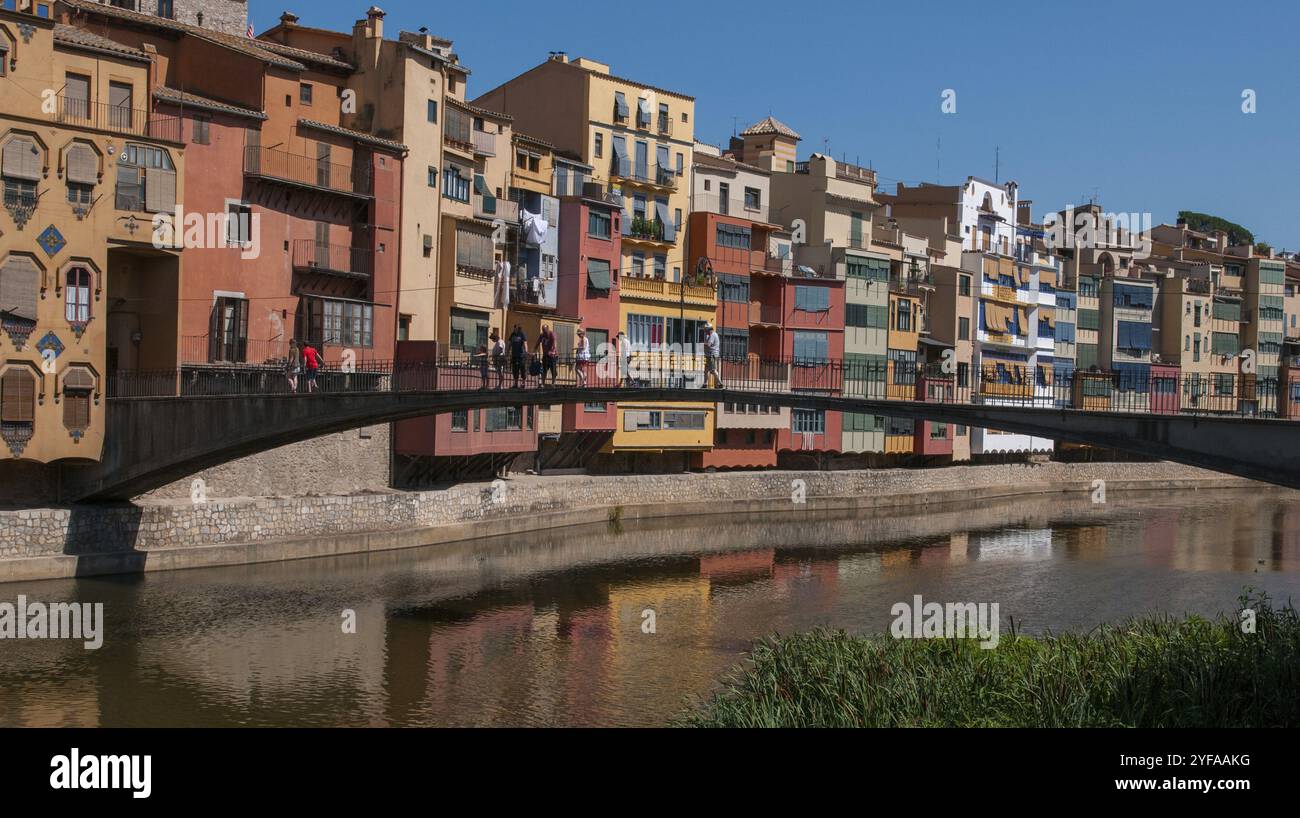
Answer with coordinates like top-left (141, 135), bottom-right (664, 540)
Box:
top-left (64, 73), bottom-right (91, 119)
top-left (64, 391), bottom-right (90, 430)
top-left (2, 136), bottom-right (41, 181)
top-left (0, 255), bottom-right (40, 321)
top-left (63, 366), bottom-right (95, 391)
top-left (1, 369), bottom-right (35, 423)
top-left (144, 167), bottom-right (176, 213)
top-left (65, 143), bottom-right (98, 184)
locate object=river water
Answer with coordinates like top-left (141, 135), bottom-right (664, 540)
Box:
top-left (1, 487), bottom-right (1299, 727)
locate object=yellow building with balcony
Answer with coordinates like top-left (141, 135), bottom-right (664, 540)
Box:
top-left (1, 8), bottom-right (184, 469)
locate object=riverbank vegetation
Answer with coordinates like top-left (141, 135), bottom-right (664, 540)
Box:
top-left (685, 594), bottom-right (1300, 727)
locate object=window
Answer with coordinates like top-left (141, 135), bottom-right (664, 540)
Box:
top-left (958, 317), bottom-right (970, 341)
top-left (2, 135), bottom-right (42, 216)
top-left (60, 366), bottom-right (94, 434)
top-left (718, 182), bottom-right (730, 215)
top-left (449, 308), bottom-right (489, 352)
top-left (442, 164), bottom-right (469, 202)
top-left (624, 410), bottom-right (662, 431)
top-left (586, 259), bottom-right (612, 292)
top-left (744, 187), bottom-right (761, 210)
top-left (298, 82), bottom-right (313, 105)
top-left (626, 313), bottom-right (663, 348)
top-left (209, 295), bottom-right (248, 362)
top-left (67, 183), bottom-right (93, 206)
top-left (666, 317), bottom-right (708, 347)
top-left (630, 253), bottom-right (645, 279)
top-left (0, 254), bottom-right (39, 339)
top-left (1, 368), bottom-right (36, 450)
top-left (486, 406), bottom-right (523, 432)
top-left (714, 223), bottom-right (751, 250)
top-left (0, 45), bottom-right (7, 78)
top-left (846, 257), bottom-right (890, 282)
top-left (653, 255), bottom-right (666, 280)
top-left (225, 201), bottom-right (253, 246)
top-left (658, 102), bottom-right (669, 132)
top-left (719, 273), bottom-right (749, 303)
top-left (721, 329), bottom-right (748, 360)
top-left (792, 409), bottom-right (825, 434)
top-left (889, 349), bottom-right (917, 385)
top-left (427, 166), bottom-right (437, 187)
top-left (895, 300), bottom-right (913, 331)
top-left (116, 143), bottom-right (175, 213)
top-left (662, 411), bottom-right (705, 430)
top-left (794, 285), bottom-right (829, 312)
top-left (107, 81), bottom-right (133, 130)
top-left (64, 266), bottom-right (92, 324)
top-left (594, 132), bottom-right (603, 158)
top-left (451, 410), bottom-right (468, 432)
top-left (792, 331), bottom-right (828, 364)
top-left (427, 99), bottom-right (438, 123)
top-left (191, 116), bottom-right (210, 145)
top-left (588, 210), bottom-right (611, 239)
top-left (959, 275), bottom-right (971, 297)
top-left (846, 303), bottom-right (888, 329)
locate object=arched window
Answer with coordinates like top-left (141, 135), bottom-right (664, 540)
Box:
top-left (65, 266), bottom-right (91, 324)
top-left (2, 134), bottom-right (43, 228)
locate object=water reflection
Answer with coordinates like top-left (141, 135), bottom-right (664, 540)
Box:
top-left (1, 487), bottom-right (1298, 727)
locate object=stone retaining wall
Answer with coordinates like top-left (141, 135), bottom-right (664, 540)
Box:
top-left (0, 462), bottom-right (1277, 580)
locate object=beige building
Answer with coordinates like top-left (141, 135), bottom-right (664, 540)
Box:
top-left (473, 53), bottom-right (695, 284)
top-left (2, 7), bottom-right (185, 465)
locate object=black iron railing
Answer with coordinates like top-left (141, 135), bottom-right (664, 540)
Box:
top-left (103, 355), bottom-right (1287, 419)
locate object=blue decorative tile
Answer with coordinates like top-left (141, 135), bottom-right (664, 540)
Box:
top-left (35, 331), bottom-right (64, 359)
top-left (37, 224), bottom-right (66, 258)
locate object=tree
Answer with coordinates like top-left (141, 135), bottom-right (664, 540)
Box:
top-left (1177, 211), bottom-right (1255, 245)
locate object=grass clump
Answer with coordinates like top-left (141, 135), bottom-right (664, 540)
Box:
top-left (684, 593), bottom-right (1300, 727)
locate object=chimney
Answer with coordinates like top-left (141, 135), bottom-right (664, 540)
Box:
top-left (280, 11), bottom-right (300, 27)
top-left (367, 6), bottom-right (385, 39)
top-left (548, 51), bottom-right (568, 63)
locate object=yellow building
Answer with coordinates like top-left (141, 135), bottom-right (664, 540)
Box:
top-left (1, 8), bottom-right (184, 464)
top-left (475, 53), bottom-right (709, 464)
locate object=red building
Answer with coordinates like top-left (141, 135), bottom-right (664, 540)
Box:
top-left (69, 2), bottom-right (403, 376)
top-left (913, 371), bottom-right (954, 456)
top-left (776, 266), bottom-right (846, 456)
top-left (1150, 363), bottom-right (1181, 415)
top-left (545, 190), bottom-right (622, 466)
top-left (391, 342), bottom-right (539, 482)
top-left (689, 209), bottom-right (790, 469)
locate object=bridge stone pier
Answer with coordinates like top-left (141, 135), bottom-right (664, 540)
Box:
top-left (52, 386), bottom-right (1300, 502)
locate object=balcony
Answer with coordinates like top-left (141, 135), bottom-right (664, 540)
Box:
top-left (51, 94), bottom-right (183, 144)
top-left (835, 162), bottom-right (877, 187)
top-left (471, 129), bottom-right (497, 157)
top-left (244, 146), bottom-right (372, 197)
top-left (890, 273), bottom-right (935, 296)
top-left (292, 240), bottom-right (371, 280)
top-left (752, 252), bottom-right (794, 276)
top-left (610, 158), bottom-right (678, 190)
top-left (748, 302), bottom-right (782, 326)
top-left (624, 216), bottom-right (674, 246)
top-left (474, 195), bottom-right (519, 223)
top-left (656, 116), bottom-right (674, 137)
top-left (619, 275), bottom-right (715, 306)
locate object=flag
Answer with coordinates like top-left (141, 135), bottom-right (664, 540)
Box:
top-left (246, 20), bottom-right (254, 38)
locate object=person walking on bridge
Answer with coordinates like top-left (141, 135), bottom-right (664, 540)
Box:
top-left (285, 340), bottom-right (301, 393)
top-left (537, 324), bottom-right (558, 387)
top-left (703, 322), bottom-right (721, 389)
top-left (301, 342), bottom-right (320, 393)
top-left (575, 328), bottom-right (591, 387)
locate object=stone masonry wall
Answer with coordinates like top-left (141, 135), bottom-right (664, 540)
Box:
top-left (143, 424), bottom-right (391, 501)
top-left (0, 462), bottom-right (1263, 560)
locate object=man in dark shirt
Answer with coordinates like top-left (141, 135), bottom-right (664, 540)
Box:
top-left (509, 324), bottom-right (528, 388)
top-left (537, 324), bottom-right (558, 386)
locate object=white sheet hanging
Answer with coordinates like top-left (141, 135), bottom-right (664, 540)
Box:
top-left (521, 208), bottom-right (549, 247)
top-left (495, 259), bottom-right (511, 310)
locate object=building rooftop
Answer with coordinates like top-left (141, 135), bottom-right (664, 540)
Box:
top-left (153, 87), bottom-right (268, 121)
top-left (740, 115), bottom-right (800, 140)
top-left (298, 119), bottom-right (408, 153)
top-left (53, 23), bottom-right (150, 62)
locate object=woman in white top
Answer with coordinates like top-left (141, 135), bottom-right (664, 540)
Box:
top-left (575, 329), bottom-right (591, 387)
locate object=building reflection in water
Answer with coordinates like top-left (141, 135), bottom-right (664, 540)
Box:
top-left (0, 487), bottom-right (1297, 727)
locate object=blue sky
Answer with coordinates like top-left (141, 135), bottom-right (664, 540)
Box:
top-left (269, 0), bottom-right (1300, 250)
